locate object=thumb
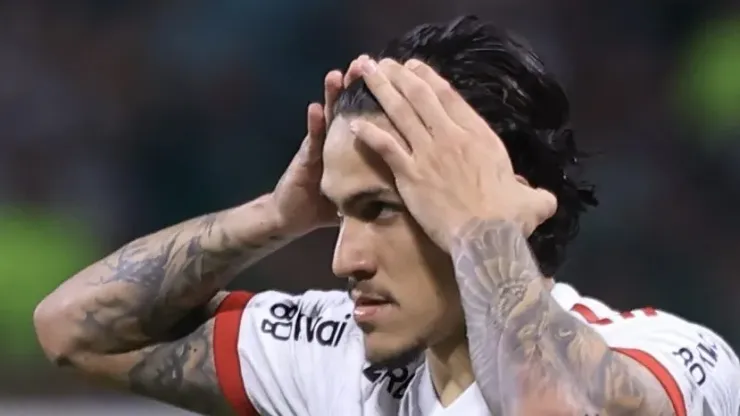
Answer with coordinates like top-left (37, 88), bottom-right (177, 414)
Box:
top-left (349, 119), bottom-right (413, 177)
top-left (533, 188), bottom-right (558, 222)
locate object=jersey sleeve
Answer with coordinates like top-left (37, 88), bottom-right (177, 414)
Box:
top-left (212, 289), bottom-right (360, 416)
top-left (570, 303), bottom-right (740, 416)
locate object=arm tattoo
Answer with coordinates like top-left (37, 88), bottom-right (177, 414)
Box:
top-left (451, 219), bottom-right (673, 415)
top-left (128, 320), bottom-right (231, 415)
top-left (56, 200), bottom-right (286, 411)
top-left (82, 206), bottom-right (285, 352)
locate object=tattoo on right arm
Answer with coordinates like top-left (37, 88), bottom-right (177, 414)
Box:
top-left (38, 198), bottom-right (285, 411)
top-left (78, 203), bottom-right (285, 353)
top-left (127, 320), bottom-right (231, 415)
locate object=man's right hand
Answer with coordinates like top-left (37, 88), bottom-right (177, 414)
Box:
top-left (269, 57), bottom-right (366, 236)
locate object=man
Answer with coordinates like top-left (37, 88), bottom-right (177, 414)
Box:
top-left (34, 16), bottom-right (739, 415)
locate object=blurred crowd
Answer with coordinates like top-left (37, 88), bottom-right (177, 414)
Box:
top-left (0, 0), bottom-right (739, 409)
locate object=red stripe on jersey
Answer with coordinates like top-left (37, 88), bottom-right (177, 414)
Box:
top-left (620, 310), bottom-right (635, 319)
top-left (214, 291), bottom-right (258, 416)
top-left (570, 303), bottom-right (613, 325)
top-left (570, 303), bottom-right (598, 322)
top-left (613, 348), bottom-right (686, 416)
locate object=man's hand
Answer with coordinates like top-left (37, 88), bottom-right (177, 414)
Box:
top-left (348, 57), bottom-right (556, 250)
top-left (271, 58), bottom-right (365, 236)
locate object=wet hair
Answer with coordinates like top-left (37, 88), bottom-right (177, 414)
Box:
top-left (334, 15), bottom-right (597, 276)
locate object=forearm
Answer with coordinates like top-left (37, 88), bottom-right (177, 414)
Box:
top-left (451, 219), bottom-right (668, 415)
top-left (60, 289), bottom-right (233, 416)
top-left (35, 194), bottom-right (290, 358)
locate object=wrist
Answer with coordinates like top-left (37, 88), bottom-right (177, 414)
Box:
top-left (229, 193), bottom-right (308, 243)
top-left (229, 194), bottom-right (290, 241)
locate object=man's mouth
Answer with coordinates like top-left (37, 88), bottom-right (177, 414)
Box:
top-left (352, 294), bottom-right (395, 321)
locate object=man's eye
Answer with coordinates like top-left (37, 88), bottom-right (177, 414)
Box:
top-left (358, 202), bottom-right (399, 222)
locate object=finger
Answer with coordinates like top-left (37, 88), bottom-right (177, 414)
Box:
top-left (344, 54), bottom-right (367, 87)
top-left (349, 119), bottom-right (413, 177)
top-left (360, 57), bottom-right (431, 150)
top-left (307, 102), bottom-right (327, 154)
top-left (405, 59), bottom-right (487, 132)
top-left (304, 103), bottom-right (330, 164)
top-left (407, 59), bottom-right (510, 157)
top-left (375, 59), bottom-right (453, 136)
top-left (288, 103), bottom-right (326, 168)
top-left (307, 102), bottom-right (325, 137)
top-left (324, 70), bottom-right (343, 124)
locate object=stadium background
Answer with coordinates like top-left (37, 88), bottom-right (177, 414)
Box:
top-left (1, 0), bottom-right (739, 414)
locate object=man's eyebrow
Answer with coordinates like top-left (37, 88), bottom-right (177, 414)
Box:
top-left (329, 187), bottom-right (397, 209)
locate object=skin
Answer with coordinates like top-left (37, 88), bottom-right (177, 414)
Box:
top-left (346, 56), bottom-right (675, 415)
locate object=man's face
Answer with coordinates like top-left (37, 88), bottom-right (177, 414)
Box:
top-left (321, 114), bottom-right (465, 364)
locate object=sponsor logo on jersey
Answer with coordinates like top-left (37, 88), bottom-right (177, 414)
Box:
top-left (260, 301), bottom-right (350, 347)
top-left (363, 364), bottom-right (415, 400)
top-left (672, 331), bottom-right (721, 386)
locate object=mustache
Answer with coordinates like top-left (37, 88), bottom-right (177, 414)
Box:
top-left (346, 277), bottom-right (357, 298)
top-left (345, 277), bottom-right (396, 304)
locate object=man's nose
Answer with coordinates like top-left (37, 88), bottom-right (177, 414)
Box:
top-left (332, 219), bottom-right (376, 280)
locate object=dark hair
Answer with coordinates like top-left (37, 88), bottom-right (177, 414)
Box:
top-left (334, 15), bottom-right (597, 276)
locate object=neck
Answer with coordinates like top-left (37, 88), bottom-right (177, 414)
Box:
top-left (425, 328), bottom-right (474, 407)
top-left (425, 277), bottom-right (555, 407)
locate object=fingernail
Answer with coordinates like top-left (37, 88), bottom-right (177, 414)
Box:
top-left (362, 59), bottom-right (378, 75)
top-left (405, 59), bottom-right (422, 70)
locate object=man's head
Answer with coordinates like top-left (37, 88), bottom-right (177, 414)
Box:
top-left (320, 16), bottom-right (597, 365)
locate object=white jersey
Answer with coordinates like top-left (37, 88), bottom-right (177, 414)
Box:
top-left (212, 283), bottom-right (740, 416)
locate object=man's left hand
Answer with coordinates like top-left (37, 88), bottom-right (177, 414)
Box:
top-left (351, 57), bottom-right (556, 250)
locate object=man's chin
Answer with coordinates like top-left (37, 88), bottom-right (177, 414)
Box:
top-left (364, 337), bottom-right (424, 369)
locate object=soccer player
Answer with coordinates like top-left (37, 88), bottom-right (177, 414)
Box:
top-left (34, 16), bottom-right (739, 416)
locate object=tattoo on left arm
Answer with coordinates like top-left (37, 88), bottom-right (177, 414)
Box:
top-left (450, 219), bottom-right (673, 415)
